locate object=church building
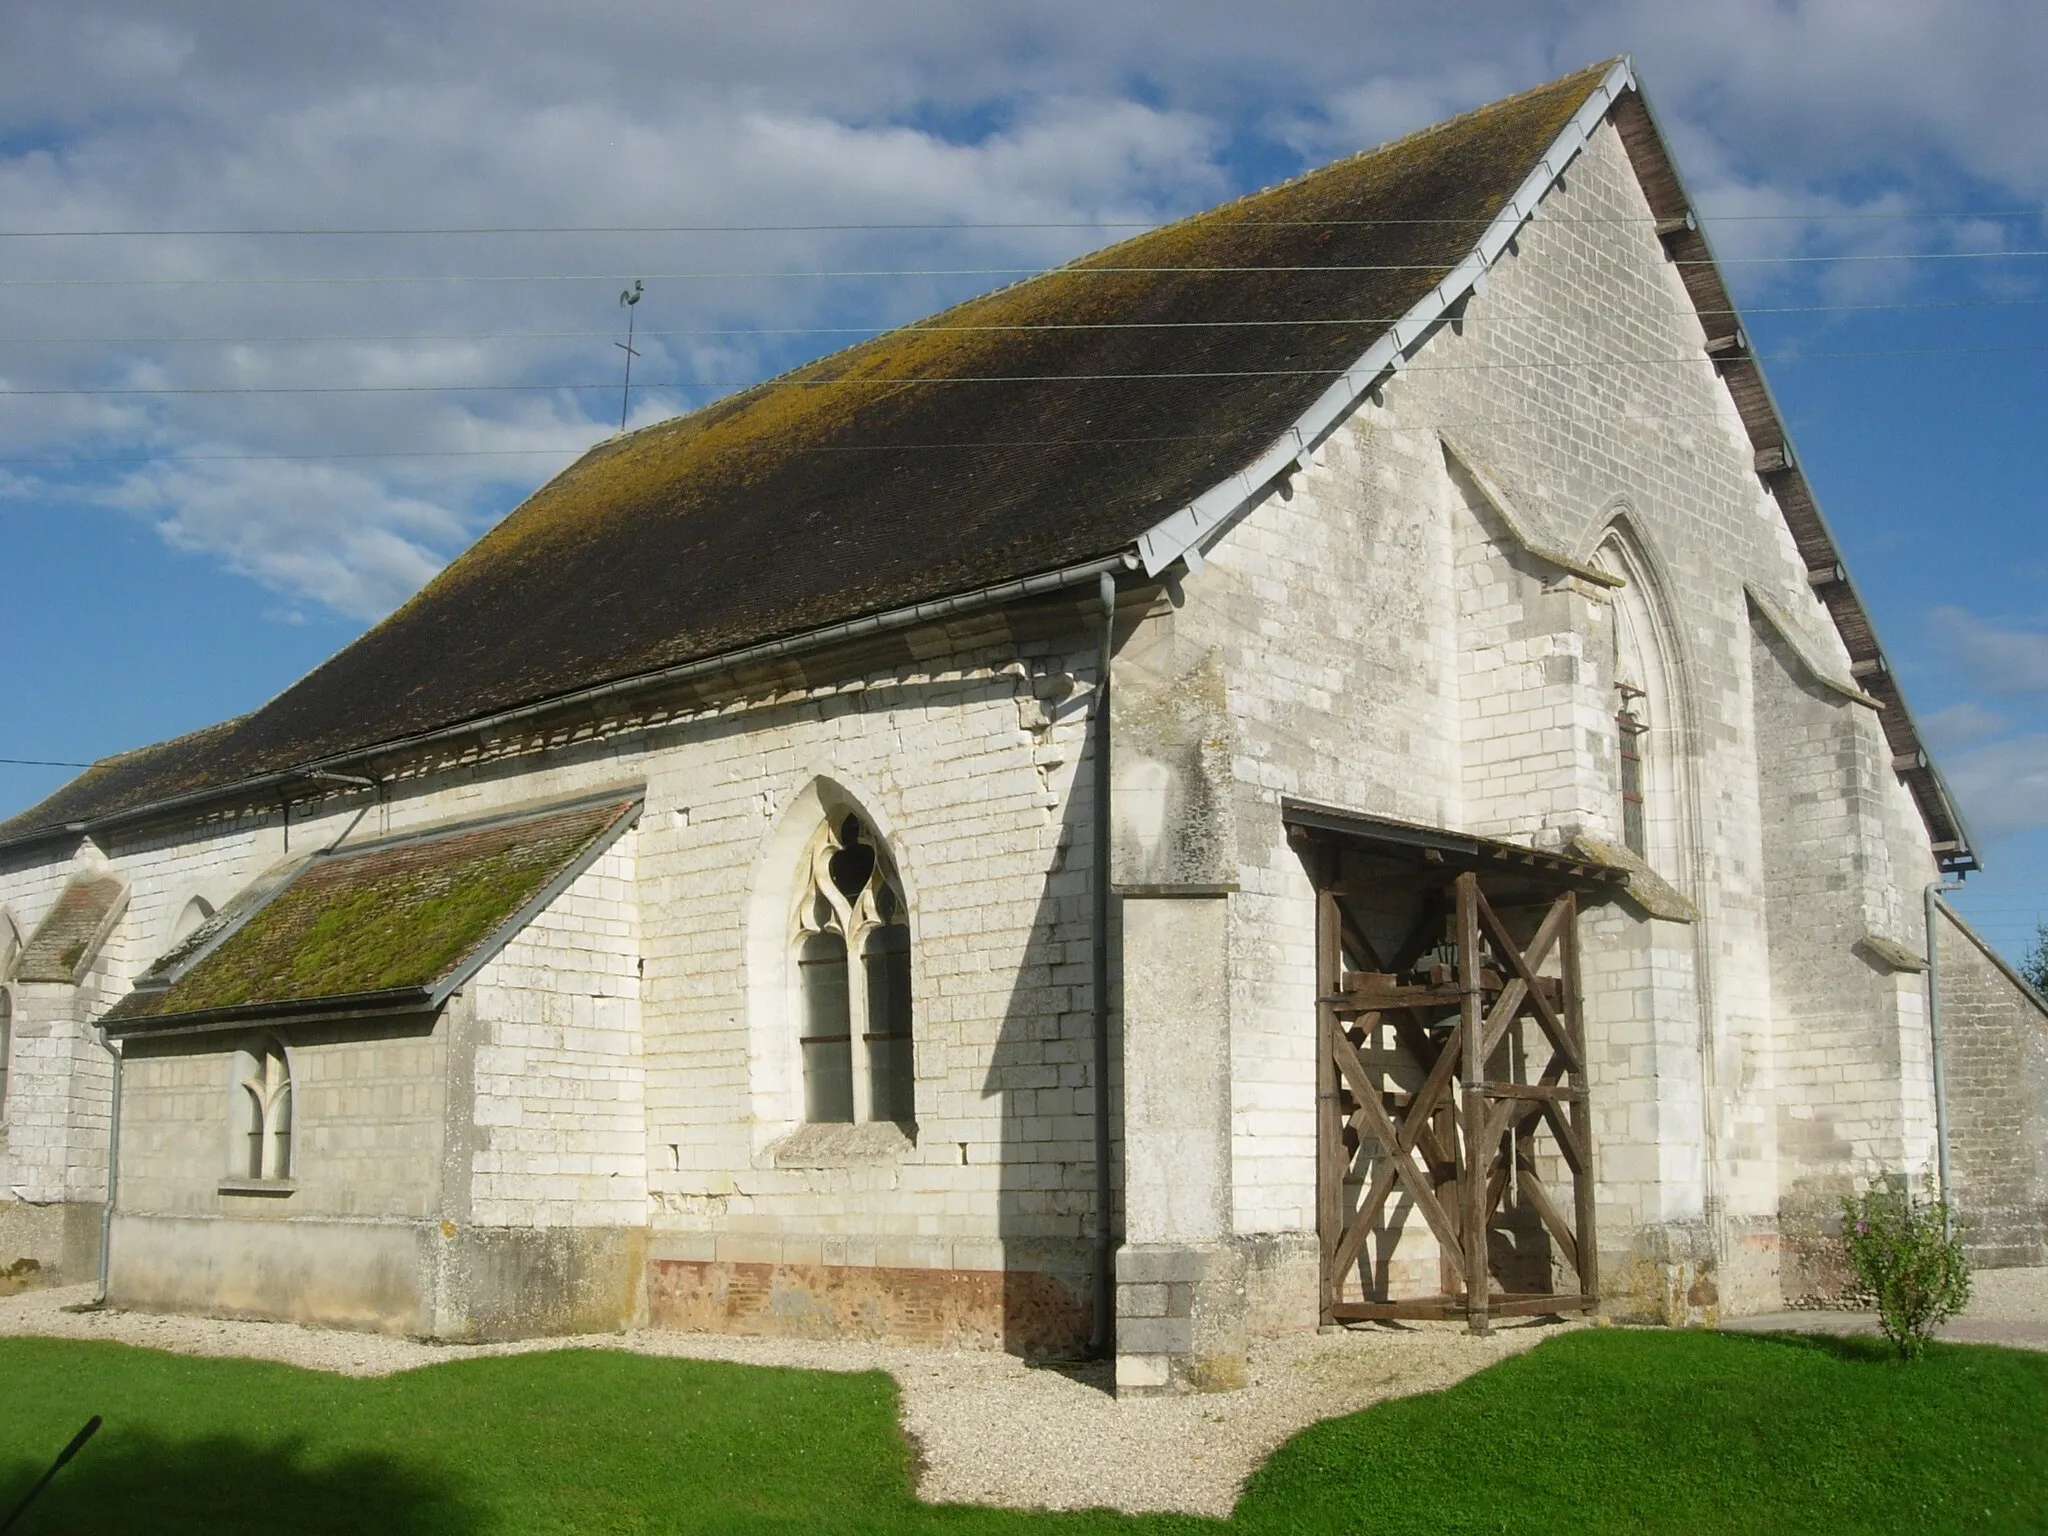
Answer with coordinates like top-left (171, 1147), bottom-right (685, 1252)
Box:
top-left (3, 59), bottom-right (2044, 1395)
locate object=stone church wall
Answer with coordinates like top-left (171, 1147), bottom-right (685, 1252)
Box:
top-left (0, 108), bottom-right (1986, 1367)
top-left (629, 618), bottom-right (1106, 1354)
top-left (1937, 907), bottom-right (2048, 1267)
top-left (1112, 111), bottom-right (1950, 1371)
top-left (109, 1017), bottom-right (449, 1332)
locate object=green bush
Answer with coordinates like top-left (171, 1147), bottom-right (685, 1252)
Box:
top-left (1840, 1170), bottom-right (1971, 1360)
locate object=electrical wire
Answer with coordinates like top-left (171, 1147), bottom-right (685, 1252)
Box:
top-left (0, 392), bottom-right (2027, 467)
top-left (4, 251), bottom-right (2047, 287)
top-left (0, 211), bottom-right (2040, 237)
top-left (6, 294), bottom-right (2048, 346)
top-left (6, 341), bottom-right (2046, 397)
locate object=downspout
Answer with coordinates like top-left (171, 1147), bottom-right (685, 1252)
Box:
top-left (1090, 570), bottom-right (1118, 1356)
top-left (1923, 878), bottom-right (1964, 1235)
top-left (92, 1024), bottom-right (121, 1303)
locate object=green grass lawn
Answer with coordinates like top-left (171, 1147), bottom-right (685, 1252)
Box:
top-left (1, 1329), bottom-right (2043, 1534)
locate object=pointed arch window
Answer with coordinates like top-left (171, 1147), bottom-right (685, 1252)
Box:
top-left (794, 813), bottom-right (914, 1125)
top-left (1595, 526), bottom-right (1686, 876)
top-left (232, 1038), bottom-right (294, 1181)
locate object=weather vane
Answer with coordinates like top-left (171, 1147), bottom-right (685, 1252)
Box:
top-left (616, 279), bottom-right (644, 434)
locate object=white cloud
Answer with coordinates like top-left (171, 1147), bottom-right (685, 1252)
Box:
top-left (1931, 607), bottom-right (2048, 696)
top-left (1944, 733), bottom-right (2048, 842)
top-left (1921, 700), bottom-right (2011, 752)
top-left (3, 1), bottom-right (2046, 619)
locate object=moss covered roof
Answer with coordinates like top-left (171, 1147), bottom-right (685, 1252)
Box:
top-left (16, 872), bottom-right (128, 983)
top-left (102, 797), bottom-right (637, 1030)
top-left (3, 64), bottom-right (1614, 846)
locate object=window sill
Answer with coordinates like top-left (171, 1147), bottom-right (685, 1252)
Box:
top-left (767, 1121), bottom-right (916, 1169)
top-left (218, 1178), bottom-right (296, 1198)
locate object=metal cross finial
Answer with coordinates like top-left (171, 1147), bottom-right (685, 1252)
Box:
top-left (616, 279), bottom-right (643, 433)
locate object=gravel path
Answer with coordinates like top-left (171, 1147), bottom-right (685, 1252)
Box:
top-left (1718, 1265), bottom-right (2048, 1351)
top-left (0, 1284), bottom-right (1572, 1517)
top-left (23, 1271), bottom-right (2038, 1516)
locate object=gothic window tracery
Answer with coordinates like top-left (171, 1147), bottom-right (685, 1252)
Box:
top-left (793, 813), bottom-right (913, 1124)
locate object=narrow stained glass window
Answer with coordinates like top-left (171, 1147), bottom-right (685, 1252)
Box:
top-left (1617, 686), bottom-right (1648, 859)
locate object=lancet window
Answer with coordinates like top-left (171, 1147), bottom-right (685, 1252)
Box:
top-left (1597, 527), bottom-right (1680, 874)
top-left (232, 1037), bottom-right (294, 1181)
top-left (793, 813), bottom-right (914, 1124)
top-left (1616, 683), bottom-right (1649, 858)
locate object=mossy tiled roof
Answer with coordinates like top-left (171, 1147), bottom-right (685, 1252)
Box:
top-left (2, 63), bottom-right (1614, 845)
top-left (15, 872), bottom-right (128, 983)
top-left (103, 797), bottom-right (637, 1031)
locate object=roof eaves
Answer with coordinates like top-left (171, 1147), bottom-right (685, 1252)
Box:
top-left (1134, 57), bottom-right (1638, 577)
top-left (0, 551), bottom-right (1129, 859)
top-left (1606, 79), bottom-right (1978, 873)
top-left (104, 987), bottom-right (434, 1039)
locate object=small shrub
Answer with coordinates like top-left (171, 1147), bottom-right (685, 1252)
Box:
top-left (1839, 1170), bottom-right (1971, 1360)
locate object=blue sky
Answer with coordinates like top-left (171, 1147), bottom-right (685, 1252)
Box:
top-left (1, 1), bottom-right (2045, 960)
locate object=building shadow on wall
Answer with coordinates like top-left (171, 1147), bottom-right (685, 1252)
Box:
top-left (982, 680), bottom-right (1109, 1366)
top-left (0, 1433), bottom-right (481, 1535)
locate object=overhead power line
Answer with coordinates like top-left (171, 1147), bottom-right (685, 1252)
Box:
top-left (6, 294), bottom-right (2048, 347)
top-left (4, 251), bottom-right (2047, 287)
top-left (8, 341), bottom-right (2048, 397)
top-left (0, 211), bottom-right (2040, 237)
top-left (0, 395), bottom-right (2034, 469)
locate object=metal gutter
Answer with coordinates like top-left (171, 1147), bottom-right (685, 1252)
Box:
top-left (1088, 571), bottom-right (1118, 1358)
top-left (103, 986), bottom-right (433, 1040)
top-left (1133, 59), bottom-right (1638, 578)
top-left (0, 553), bottom-right (1133, 856)
top-left (1925, 879), bottom-right (1964, 1228)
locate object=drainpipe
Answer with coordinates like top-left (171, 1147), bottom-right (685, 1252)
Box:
top-left (1923, 878), bottom-right (1964, 1236)
top-left (92, 1024), bottom-right (122, 1304)
top-left (1089, 570), bottom-right (1118, 1356)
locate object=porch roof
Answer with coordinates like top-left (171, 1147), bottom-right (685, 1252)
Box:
top-left (1281, 798), bottom-right (1627, 905)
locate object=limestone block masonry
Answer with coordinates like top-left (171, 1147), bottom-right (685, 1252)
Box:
top-left (0, 82), bottom-right (2032, 1394)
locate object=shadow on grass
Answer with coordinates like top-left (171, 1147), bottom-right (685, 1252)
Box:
top-left (0, 1432), bottom-right (482, 1536)
top-left (1715, 1328), bottom-right (1909, 1366)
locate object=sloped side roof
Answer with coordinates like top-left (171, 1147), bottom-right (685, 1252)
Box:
top-left (103, 796), bottom-right (637, 1032)
top-left (16, 872), bottom-right (128, 983)
top-left (0, 62), bottom-right (1616, 845)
